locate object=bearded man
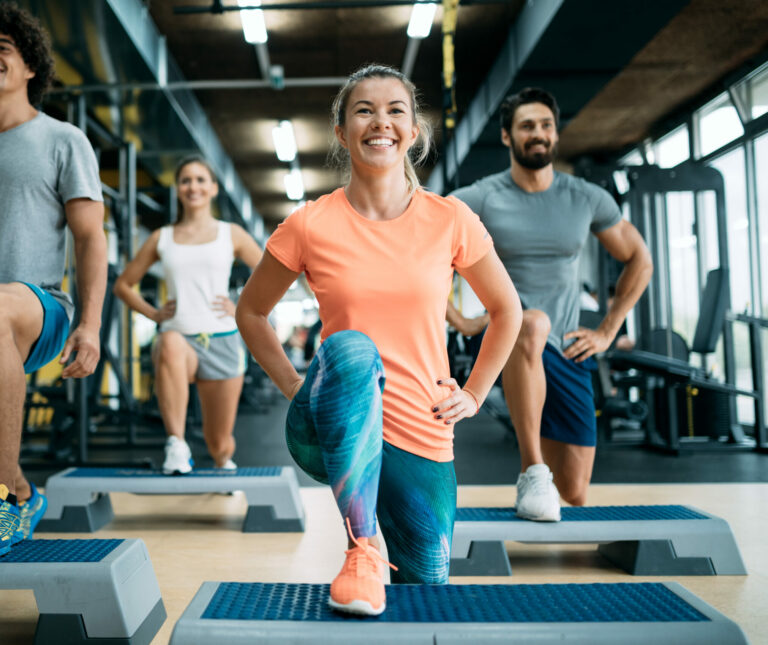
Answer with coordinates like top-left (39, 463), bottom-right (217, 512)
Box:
top-left (450, 87), bottom-right (652, 521)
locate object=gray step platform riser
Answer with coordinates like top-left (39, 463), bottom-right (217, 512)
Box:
top-left (35, 601), bottom-right (166, 645)
top-left (0, 539), bottom-right (164, 643)
top-left (39, 467), bottom-right (305, 533)
top-left (450, 515), bottom-right (746, 576)
top-left (170, 621), bottom-right (744, 645)
top-left (168, 582), bottom-right (748, 645)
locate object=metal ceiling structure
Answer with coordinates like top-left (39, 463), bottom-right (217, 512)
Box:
top-left (17, 0), bottom-right (768, 230)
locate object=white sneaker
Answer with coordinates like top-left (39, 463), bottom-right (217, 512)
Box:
top-left (515, 464), bottom-right (561, 521)
top-left (218, 459), bottom-right (237, 470)
top-left (163, 436), bottom-right (193, 475)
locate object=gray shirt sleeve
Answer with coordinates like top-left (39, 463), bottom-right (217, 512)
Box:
top-left (587, 183), bottom-right (622, 233)
top-left (56, 127), bottom-right (103, 204)
top-left (449, 182), bottom-right (486, 215)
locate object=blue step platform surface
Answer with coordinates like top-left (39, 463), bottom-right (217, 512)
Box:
top-left (169, 581), bottom-right (748, 644)
top-left (450, 504), bottom-right (746, 577)
top-left (0, 538), bottom-right (165, 644)
top-left (37, 466), bottom-right (305, 533)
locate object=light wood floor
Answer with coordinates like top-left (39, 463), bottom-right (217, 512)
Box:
top-left (1, 483), bottom-right (766, 644)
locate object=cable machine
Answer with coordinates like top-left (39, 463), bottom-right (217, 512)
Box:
top-left (581, 161), bottom-right (768, 453)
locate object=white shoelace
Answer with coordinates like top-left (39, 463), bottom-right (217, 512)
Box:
top-left (524, 470), bottom-right (554, 496)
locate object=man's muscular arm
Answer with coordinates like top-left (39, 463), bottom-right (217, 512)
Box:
top-left (60, 198), bottom-right (107, 377)
top-left (563, 219), bottom-right (652, 362)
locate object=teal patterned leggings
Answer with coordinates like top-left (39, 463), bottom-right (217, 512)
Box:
top-left (286, 330), bottom-right (456, 584)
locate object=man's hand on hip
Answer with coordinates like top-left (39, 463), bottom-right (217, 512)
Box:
top-left (562, 327), bottom-right (613, 363)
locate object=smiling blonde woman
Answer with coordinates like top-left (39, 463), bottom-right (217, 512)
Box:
top-left (236, 64), bottom-right (522, 616)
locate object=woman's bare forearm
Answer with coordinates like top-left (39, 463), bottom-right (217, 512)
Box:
top-left (237, 309), bottom-right (303, 400)
top-left (462, 304), bottom-right (521, 406)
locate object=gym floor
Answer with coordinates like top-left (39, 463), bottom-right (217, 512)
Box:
top-left (5, 394), bottom-right (768, 644)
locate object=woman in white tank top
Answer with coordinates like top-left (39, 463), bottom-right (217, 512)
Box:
top-left (114, 156), bottom-right (263, 474)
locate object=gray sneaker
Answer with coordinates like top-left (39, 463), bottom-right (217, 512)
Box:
top-left (515, 464), bottom-right (561, 521)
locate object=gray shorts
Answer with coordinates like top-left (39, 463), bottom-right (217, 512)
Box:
top-left (184, 330), bottom-right (247, 380)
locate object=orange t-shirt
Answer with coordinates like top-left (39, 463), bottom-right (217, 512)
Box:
top-left (267, 187), bottom-right (493, 462)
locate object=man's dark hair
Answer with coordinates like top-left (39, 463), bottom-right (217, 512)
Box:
top-left (0, 3), bottom-right (55, 105)
top-left (500, 87), bottom-right (560, 132)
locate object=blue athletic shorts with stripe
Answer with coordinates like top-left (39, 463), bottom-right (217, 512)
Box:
top-left (540, 342), bottom-right (598, 447)
top-left (21, 283), bottom-right (70, 375)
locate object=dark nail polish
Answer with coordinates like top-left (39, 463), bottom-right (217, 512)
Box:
top-left (432, 407), bottom-right (438, 412)
top-left (436, 380), bottom-right (442, 384)
top-left (436, 415), bottom-right (442, 419)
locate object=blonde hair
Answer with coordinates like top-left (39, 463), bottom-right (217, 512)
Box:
top-left (329, 64), bottom-right (432, 192)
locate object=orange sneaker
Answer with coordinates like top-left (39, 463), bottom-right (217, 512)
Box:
top-left (328, 518), bottom-right (397, 616)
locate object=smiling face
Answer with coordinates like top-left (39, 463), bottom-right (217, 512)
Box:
top-left (0, 33), bottom-right (34, 102)
top-left (176, 161), bottom-right (218, 212)
top-left (334, 76), bottom-right (420, 173)
top-left (502, 102), bottom-right (559, 170)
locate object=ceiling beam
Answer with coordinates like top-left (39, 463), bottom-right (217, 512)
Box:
top-left (174, 0), bottom-right (519, 13)
top-left (48, 77), bottom-right (349, 94)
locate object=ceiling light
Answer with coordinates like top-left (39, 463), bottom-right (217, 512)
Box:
top-left (284, 168), bottom-right (304, 201)
top-left (407, 2), bottom-right (437, 39)
top-left (272, 120), bottom-right (297, 162)
top-left (238, 0), bottom-right (268, 44)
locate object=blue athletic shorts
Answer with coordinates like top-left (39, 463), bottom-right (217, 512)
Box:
top-left (540, 342), bottom-right (597, 447)
top-left (22, 283), bottom-right (70, 374)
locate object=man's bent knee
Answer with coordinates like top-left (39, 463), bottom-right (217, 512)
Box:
top-left (511, 310), bottom-right (551, 360)
top-left (0, 284), bottom-right (44, 359)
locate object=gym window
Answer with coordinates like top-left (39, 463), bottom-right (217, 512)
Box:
top-left (695, 93), bottom-right (744, 157)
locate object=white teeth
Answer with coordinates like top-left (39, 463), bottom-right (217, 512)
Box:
top-left (366, 138), bottom-right (394, 146)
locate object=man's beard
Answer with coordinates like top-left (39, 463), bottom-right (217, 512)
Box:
top-left (512, 138), bottom-right (557, 170)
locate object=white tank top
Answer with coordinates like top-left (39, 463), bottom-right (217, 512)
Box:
top-left (156, 221), bottom-right (237, 335)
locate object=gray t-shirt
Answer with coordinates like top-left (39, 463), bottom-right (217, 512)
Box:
top-left (0, 112), bottom-right (103, 320)
top-left (451, 169), bottom-right (622, 352)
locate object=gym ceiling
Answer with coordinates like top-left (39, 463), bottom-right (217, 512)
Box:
top-left (27, 0), bottom-right (768, 229)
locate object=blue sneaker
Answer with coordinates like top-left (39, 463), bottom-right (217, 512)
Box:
top-left (18, 482), bottom-right (48, 542)
top-left (0, 484), bottom-right (21, 557)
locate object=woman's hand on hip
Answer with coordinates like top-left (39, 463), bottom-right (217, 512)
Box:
top-left (152, 299), bottom-right (176, 323)
top-left (212, 295), bottom-right (237, 318)
top-left (431, 377), bottom-right (479, 424)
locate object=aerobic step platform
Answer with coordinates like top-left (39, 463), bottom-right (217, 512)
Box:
top-left (450, 505), bottom-right (746, 577)
top-left (168, 581), bottom-right (748, 645)
top-left (0, 538), bottom-right (165, 645)
top-left (37, 466), bottom-right (305, 533)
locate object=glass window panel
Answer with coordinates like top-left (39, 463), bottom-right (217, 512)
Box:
top-left (749, 63), bottom-right (768, 119)
top-left (697, 94), bottom-right (744, 157)
top-left (707, 148), bottom-right (753, 425)
top-left (708, 148), bottom-right (751, 314)
top-left (756, 133), bottom-right (768, 317)
top-left (665, 192), bottom-right (698, 344)
top-left (733, 323), bottom-right (755, 425)
top-left (761, 327), bottom-right (768, 437)
top-left (654, 125), bottom-right (690, 168)
top-left (620, 148), bottom-right (644, 166)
